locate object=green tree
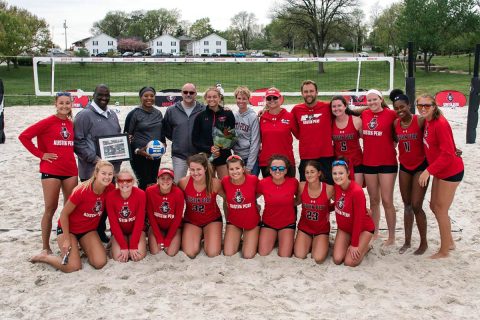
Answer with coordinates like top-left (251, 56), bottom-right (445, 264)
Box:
top-left (91, 11), bottom-right (129, 38)
top-left (189, 18), bottom-right (214, 39)
top-left (143, 9), bottom-right (180, 41)
top-left (230, 11), bottom-right (258, 50)
top-left (369, 2), bottom-right (403, 56)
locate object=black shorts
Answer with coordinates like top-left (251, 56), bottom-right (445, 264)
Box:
top-left (261, 222), bottom-right (296, 231)
top-left (297, 228), bottom-right (329, 238)
top-left (299, 157), bottom-right (335, 184)
top-left (399, 160), bottom-right (428, 176)
top-left (442, 170), bottom-right (464, 182)
top-left (41, 173), bottom-right (75, 181)
top-left (56, 225), bottom-right (88, 241)
top-left (363, 165), bottom-right (398, 174)
top-left (353, 164), bottom-right (365, 174)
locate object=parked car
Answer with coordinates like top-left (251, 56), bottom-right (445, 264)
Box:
top-left (132, 52), bottom-right (143, 57)
top-left (122, 52), bottom-right (134, 57)
top-left (233, 52), bottom-right (246, 58)
top-left (250, 51), bottom-right (265, 57)
top-left (95, 52), bottom-right (108, 57)
top-left (358, 52), bottom-right (369, 57)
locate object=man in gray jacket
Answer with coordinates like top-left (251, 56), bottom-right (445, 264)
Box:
top-left (162, 83), bottom-right (205, 182)
top-left (74, 84), bottom-right (121, 242)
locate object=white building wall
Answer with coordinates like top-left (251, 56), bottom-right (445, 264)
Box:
top-left (150, 35), bottom-right (180, 54)
top-left (190, 34), bottom-right (227, 56)
top-left (85, 33), bottom-right (117, 55)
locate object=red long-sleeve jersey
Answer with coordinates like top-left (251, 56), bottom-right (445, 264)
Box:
top-left (334, 182), bottom-right (374, 247)
top-left (291, 101), bottom-right (334, 159)
top-left (106, 187), bottom-right (146, 250)
top-left (19, 115), bottom-right (78, 176)
top-left (362, 108), bottom-right (397, 166)
top-left (423, 115), bottom-right (464, 179)
top-left (258, 176), bottom-right (298, 229)
top-left (146, 184), bottom-right (184, 247)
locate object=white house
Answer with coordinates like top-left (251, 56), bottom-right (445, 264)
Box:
top-left (187, 33), bottom-right (227, 56)
top-left (74, 33), bottom-right (117, 56)
top-left (149, 34), bottom-right (180, 55)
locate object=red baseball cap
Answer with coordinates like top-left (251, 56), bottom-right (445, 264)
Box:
top-left (265, 88), bottom-right (282, 98)
top-left (157, 168), bottom-right (174, 178)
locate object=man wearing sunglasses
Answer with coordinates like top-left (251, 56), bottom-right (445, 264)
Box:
top-left (162, 83), bottom-right (205, 182)
top-left (74, 84), bottom-right (122, 243)
top-left (291, 80), bottom-right (334, 184)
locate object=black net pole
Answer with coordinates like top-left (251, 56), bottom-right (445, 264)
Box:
top-left (466, 44), bottom-right (480, 144)
top-left (0, 79), bottom-right (5, 144)
top-left (405, 42), bottom-right (416, 114)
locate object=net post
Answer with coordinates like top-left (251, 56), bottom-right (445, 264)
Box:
top-left (466, 44), bottom-right (480, 144)
top-left (405, 41), bottom-right (416, 114)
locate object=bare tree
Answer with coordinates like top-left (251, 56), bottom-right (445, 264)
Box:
top-left (230, 11), bottom-right (258, 50)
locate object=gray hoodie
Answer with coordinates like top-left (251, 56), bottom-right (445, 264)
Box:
top-left (233, 107), bottom-right (260, 171)
top-left (162, 101), bottom-right (205, 160)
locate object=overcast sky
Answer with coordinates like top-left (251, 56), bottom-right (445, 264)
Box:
top-left (7, 0), bottom-right (397, 49)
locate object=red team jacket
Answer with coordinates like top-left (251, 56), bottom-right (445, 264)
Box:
top-left (106, 187), bottom-right (146, 250)
top-left (221, 174), bottom-right (260, 230)
top-left (19, 115), bottom-right (78, 176)
top-left (146, 185), bottom-right (185, 247)
top-left (423, 115), bottom-right (464, 179)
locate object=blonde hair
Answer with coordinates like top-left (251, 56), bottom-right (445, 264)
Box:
top-left (416, 94), bottom-right (442, 120)
top-left (77, 160), bottom-right (114, 192)
top-left (234, 86), bottom-right (251, 99)
top-left (116, 167), bottom-right (138, 186)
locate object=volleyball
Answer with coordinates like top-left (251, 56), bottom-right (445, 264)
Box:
top-left (146, 140), bottom-right (165, 159)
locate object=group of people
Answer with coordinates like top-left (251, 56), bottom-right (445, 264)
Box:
top-left (19, 79), bottom-right (464, 272)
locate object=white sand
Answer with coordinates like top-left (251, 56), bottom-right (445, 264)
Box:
top-left (0, 104), bottom-right (478, 319)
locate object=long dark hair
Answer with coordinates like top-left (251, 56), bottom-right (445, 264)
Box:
top-left (187, 153), bottom-right (214, 195)
top-left (330, 95), bottom-right (355, 116)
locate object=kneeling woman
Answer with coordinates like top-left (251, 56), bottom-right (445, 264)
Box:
top-left (221, 155), bottom-right (260, 259)
top-left (106, 168), bottom-right (147, 262)
top-left (30, 161), bottom-right (115, 272)
top-left (178, 153), bottom-right (225, 258)
top-left (332, 159), bottom-right (374, 267)
top-left (258, 155), bottom-right (299, 257)
top-left (294, 161), bottom-right (334, 263)
top-left (146, 168), bottom-right (184, 257)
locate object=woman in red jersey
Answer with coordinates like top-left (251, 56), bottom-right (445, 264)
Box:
top-left (221, 155), bottom-right (260, 259)
top-left (294, 160), bottom-right (334, 263)
top-left (19, 92), bottom-right (78, 256)
top-left (146, 168), bottom-right (184, 257)
top-left (362, 89), bottom-right (397, 246)
top-left (390, 89), bottom-right (428, 255)
top-left (30, 161), bottom-right (114, 272)
top-left (332, 159), bottom-right (374, 267)
top-left (106, 168), bottom-right (147, 262)
top-left (258, 88), bottom-right (296, 178)
top-left (178, 153), bottom-right (225, 258)
top-left (330, 95), bottom-right (364, 186)
top-left (258, 155), bottom-right (299, 257)
top-left (417, 94), bottom-right (464, 259)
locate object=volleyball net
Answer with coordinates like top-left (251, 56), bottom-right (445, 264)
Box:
top-left (33, 56), bottom-right (394, 98)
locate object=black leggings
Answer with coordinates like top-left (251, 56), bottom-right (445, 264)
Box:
top-left (130, 154), bottom-right (161, 190)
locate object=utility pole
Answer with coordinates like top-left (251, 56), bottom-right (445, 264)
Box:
top-left (63, 20), bottom-right (68, 51)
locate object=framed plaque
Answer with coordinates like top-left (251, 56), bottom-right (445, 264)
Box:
top-left (96, 134), bottom-right (131, 162)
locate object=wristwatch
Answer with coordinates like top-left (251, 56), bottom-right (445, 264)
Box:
top-left (135, 148), bottom-right (140, 155)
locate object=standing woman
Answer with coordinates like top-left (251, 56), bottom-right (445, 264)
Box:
top-left (258, 88), bottom-right (297, 177)
top-left (30, 161), bottom-right (114, 272)
top-left (124, 86), bottom-right (165, 190)
top-left (232, 86), bottom-right (261, 176)
top-left (417, 94), bottom-right (464, 259)
top-left (106, 168), bottom-right (147, 262)
top-left (192, 87), bottom-right (236, 179)
top-left (390, 89), bottom-right (428, 255)
top-left (146, 168), bottom-right (184, 257)
top-left (257, 155), bottom-right (299, 257)
top-left (221, 155), bottom-right (261, 259)
top-left (331, 96), bottom-right (364, 186)
top-left (178, 153), bottom-right (225, 258)
top-left (294, 161), bottom-right (334, 263)
top-left (332, 159), bottom-right (375, 267)
top-left (19, 92), bottom-right (78, 256)
top-left (362, 89), bottom-right (397, 245)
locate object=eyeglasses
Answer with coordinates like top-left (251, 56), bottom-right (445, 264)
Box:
top-left (56, 92), bottom-right (71, 97)
top-left (183, 91), bottom-right (196, 96)
top-left (117, 178), bottom-right (133, 184)
top-left (332, 160), bottom-right (348, 168)
top-left (270, 165), bottom-right (286, 172)
top-left (266, 96), bottom-right (279, 102)
top-left (416, 104), bottom-right (433, 109)
top-left (227, 154), bottom-right (242, 161)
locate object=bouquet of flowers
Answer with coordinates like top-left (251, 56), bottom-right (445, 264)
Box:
top-left (209, 126), bottom-right (236, 162)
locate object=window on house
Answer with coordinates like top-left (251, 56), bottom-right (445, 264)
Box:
top-left (204, 41), bottom-right (209, 45)
top-left (157, 41), bottom-right (162, 46)
top-left (92, 41), bottom-right (98, 46)
top-left (171, 41), bottom-right (176, 46)
top-left (93, 49), bottom-right (98, 54)
top-left (171, 49), bottom-right (177, 53)
top-left (108, 41), bottom-right (113, 45)
top-left (157, 49), bottom-right (161, 53)
top-left (216, 49), bottom-right (221, 53)
top-left (108, 49), bottom-right (113, 52)
top-left (216, 41), bottom-right (221, 46)
top-left (204, 49), bottom-right (209, 53)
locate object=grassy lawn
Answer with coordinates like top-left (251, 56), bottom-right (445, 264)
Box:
top-left (0, 57), bottom-right (474, 106)
top-left (431, 54), bottom-right (475, 74)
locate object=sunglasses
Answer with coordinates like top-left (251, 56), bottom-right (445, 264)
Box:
top-left (416, 104), bottom-right (433, 109)
top-left (56, 92), bottom-right (71, 97)
top-left (332, 160), bottom-right (348, 168)
top-left (227, 154), bottom-right (242, 161)
top-left (270, 165), bottom-right (286, 172)
top-left (183, 91), bottom-right (196, 95)
top-left (266, 96), bottom-right (279, 102)
top-left (117, 178), bottom-right (133, 184)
